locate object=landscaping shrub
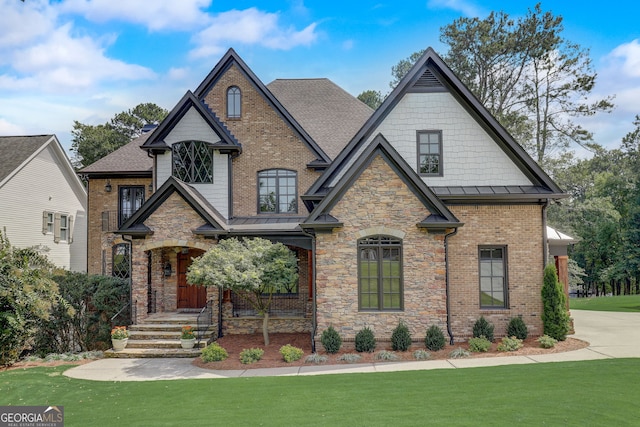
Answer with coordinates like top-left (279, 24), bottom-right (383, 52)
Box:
top-left (391, 320), bottom-right (412, 351)
top-left (375, 350), bottom-right (399, 361)
top-left (541, 264), bottom-right (570, 341)
top-left (506, 316), bottom-right (528, 340)
top-left (200, 343), bottom-right (228, 362)
top-left (355, 327), bottom-right (376, 353)
top-left (468, 336), bottom-right (491, 353)
top-left (413, 349), bottom-right (431, 360)
top-left (497, 336), bottom-right (524, 352)
top-left (279, 344), bottom-right (304, 362)
top-left (424, 325), bottom-right (445, 351)
top-left (537, 335), bottom-right (558, 349)
top-left (239, 348), bottom-right (264, 364)
top-left (337, 353), bottom-right (362, 363)
top-left (449, 348), bottom-right (471, 358)
top-left (320, 325), bottom-right (342, 354)
top-left (305, 353), bottom-right (328, 364)
top-left (472, 316), bottom-right (495, 342)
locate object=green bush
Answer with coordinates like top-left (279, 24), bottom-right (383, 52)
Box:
top-left (320, 326), bottom-right (342, 354)
top-left (279, 344), bottom-right (304, 362)
top-left (239, 348), bottom-right (264, 364)
top-left (200, 343), bottom-right (228, 362)
top-left (424, 325), bottom-right (445, 351)
top-left (497, 336), bottom-right (524, 352)
top-left (355, 327), bottom-right (376, 353)
top-left (537, 335), bottom-right (558, 349)
top-left (375, 350), bottom-right (399, 361)
top-left (391, 321), bottom-right (412, 351)
top-left (541, 264), bottom-right (570, 341)
top-left (472, 316), bottom-right (495, 342)
top-left (468, 336), bottom-right (492, 352)
top-left (413, 349), bottom-right (431, 360)
top-left (305, 353), bottom-right (328, 364)
top-left (337, 353), bottom-right (362, 363)
top-left (449, 347), bottom-right (471, 358)
top-left (506, 316), bottom-right (528, 340)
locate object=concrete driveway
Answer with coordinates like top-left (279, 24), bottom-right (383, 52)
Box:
top-left (570, 309), bottom-right (640, 358)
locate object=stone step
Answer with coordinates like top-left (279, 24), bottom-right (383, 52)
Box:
top-left (130, 323), bottom-right (212, 331)
top-left (126, 339), bottom-right (207, 349)
top-left (140, 314), bottom-right (201, 324)
top-left (104, 347), bottom-right (202, 359)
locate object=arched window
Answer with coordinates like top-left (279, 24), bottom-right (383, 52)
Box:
top-left (258, 169), bottom-right (297, 213)
top-left (227, 86), bottom-right (241, 118)
top-left (358, 235), bottom-right (403, 311)
top-left (112, 243), bottom-right (130, 279)
top-left (172, 141), bottom-right (213, 183)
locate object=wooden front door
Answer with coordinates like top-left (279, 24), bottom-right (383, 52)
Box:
top-left (177, 249), bottom-right (206, 309)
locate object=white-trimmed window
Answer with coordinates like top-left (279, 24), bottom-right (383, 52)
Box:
top-left (42, 211), bottom-right (54, 234)
top-left (53, 213), bottom-right (73, 243)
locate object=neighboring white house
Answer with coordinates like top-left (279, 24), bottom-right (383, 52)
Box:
top-left (0, 135), bottom-right (87, 272)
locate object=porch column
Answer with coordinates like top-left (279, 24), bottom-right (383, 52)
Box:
top-left (555, 255), bottom-right (569, 310)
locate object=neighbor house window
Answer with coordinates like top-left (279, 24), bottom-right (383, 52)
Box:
top-left (119, 186), bottom-right (145, 227)
top-left (172, 140), bottom-right (213, 183)
top-left (479, 246), bottom-right (508, 309)
top-left (258, 169), bottom-right (297, 213)
top-left (53, 213), bottom-right (72, 243)
top-left (112, 243), bottom-right (130, 279)
top-left (417, 130), bottom-right (442, 176)
top-left (42, 211), bottom-right (54, 234)
top-left (227, 86), bottom-right (241, 118)
top-left (358, 236), bottom-right (403, 311)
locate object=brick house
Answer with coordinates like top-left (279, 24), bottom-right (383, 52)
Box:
top-left (80, 47), bottom-right (565, 345)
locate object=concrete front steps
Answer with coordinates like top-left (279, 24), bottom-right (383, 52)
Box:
top-left (105, 312), bottom-right (216, 358)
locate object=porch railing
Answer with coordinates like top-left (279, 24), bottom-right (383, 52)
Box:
top-left (110, 299), bottom-right (136, 326)
top-left (196, 300), bottom-right (214, 344)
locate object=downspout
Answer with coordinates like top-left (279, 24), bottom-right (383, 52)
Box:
top-left (301, 229), bottom-right (317, 353)
top-left (444, 227), bottom-right (459, 345)
top-left (121, 234), bottom-right (135, 325)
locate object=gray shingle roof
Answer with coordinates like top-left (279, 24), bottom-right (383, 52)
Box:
top-left (267, 78), bottom-right (373, 160)
top-left (0, 135), bottom-right (53, 182)
top-left (80, 131), bottom-right (153, 174)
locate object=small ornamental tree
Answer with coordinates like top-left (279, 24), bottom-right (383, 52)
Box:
top-left (541, 264), bottom-right (570, 341)
top-left (186, 237), bottom-right (298, 345)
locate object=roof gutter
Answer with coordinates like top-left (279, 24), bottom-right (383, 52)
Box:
top-left (444, 227), bottom-right (459, 345)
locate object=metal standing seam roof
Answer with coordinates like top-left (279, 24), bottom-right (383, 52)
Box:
top-left (0, 135), bottom-right (54, 183)
top-left (267, 78), bottom-right (373, 160)
top-left (79, 131), bottom-right (153, 174)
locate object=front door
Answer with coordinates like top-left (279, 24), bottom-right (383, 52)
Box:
top-left (177, 249), bottom-right (206, 309)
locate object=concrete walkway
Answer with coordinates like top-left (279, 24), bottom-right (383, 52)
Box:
top-left (64, 310), bottom-right (640, 382)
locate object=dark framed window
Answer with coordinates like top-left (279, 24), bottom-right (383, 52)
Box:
top-left (172, 140), bottom-right (214, 183)
top-left (479, 246), bottom-right (508, 309)
top-left (417, 130), bottom-right (442, 176)
top-left (227, 86), bottom-right (241, 118)
top-left (119, 186), bottom-right (144, 227)
top-left (358, 236), bottom-right (403, 311)
top-left (258, 169), bottom-right (297, 213)
top-left (112, 243), bottom-right (130, 279)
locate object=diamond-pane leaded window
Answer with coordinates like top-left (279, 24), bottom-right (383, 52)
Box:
top-left (258, 169), bottom-right (297, 213)
top-left (112, 243), bottom-right (130, 279)
top-left (172, 141), bottom-right (213, 183)
top-left (358, 236), bottom-right (403, 311)
top-left (417, 131), bottom-right (442, 176)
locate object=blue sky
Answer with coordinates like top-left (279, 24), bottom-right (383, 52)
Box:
top-left (1, 0), bottom-right (639, 156)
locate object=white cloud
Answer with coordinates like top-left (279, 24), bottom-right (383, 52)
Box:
top-left (59, 0), bottom-right (212, 31)
top-left (2, 23), bottom-right (155, 93)
top-left (0, 0), bottom-right (55, 49)
top-left (426, 0), bottom-right (482, 17)
top-left (190, 8), bottom-right (318, 59)
top-left (0, 117), bottom-right (26, 135)
top-left (167, 67), bottom-right (189, 80)
top-left (609, 39), bottom-right (640, 79)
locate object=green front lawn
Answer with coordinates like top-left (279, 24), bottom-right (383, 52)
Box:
top-left (570, 294), bottom-right (640, 312)
top-left (2, 359), bottom-right (639, 426)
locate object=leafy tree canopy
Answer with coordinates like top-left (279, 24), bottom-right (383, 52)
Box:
top-left (71, 102), bottom-right (168, 168)
top-left (357, 90), bottom-right (384, 110)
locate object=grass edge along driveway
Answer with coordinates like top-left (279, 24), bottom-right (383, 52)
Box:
top-left (2, 359), bottom-right (639, 426)
top-left (570, 294), bottom-right (640, 312)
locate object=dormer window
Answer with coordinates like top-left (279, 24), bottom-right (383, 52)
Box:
top-left (227, 86), bottom-right (241, 118)
top-left (172, 141), bottom-right (213, 183)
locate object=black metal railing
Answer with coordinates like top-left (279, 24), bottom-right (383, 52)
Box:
top-left (111, 299), bottom-right (136, 326)
top-left (196, 300), bottom-right (213, 344)
top-left (231, 292), bottom-right (305, 317)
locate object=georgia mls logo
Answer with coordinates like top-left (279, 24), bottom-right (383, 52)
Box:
top-left (0, 405), bottom-right (64, 427)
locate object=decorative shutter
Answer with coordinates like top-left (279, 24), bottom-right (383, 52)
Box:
top-left (68, 215), bottom-right (74, 243)
top-left (42, 211), bottom-right (48, 234)
top-left (54, 213), bottom-right (61, 243)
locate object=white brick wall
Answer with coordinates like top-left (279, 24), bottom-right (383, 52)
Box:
top-left (331, 92), bottom-right (533, 187)
top-left (156, 107), bottom-right (230, 218)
